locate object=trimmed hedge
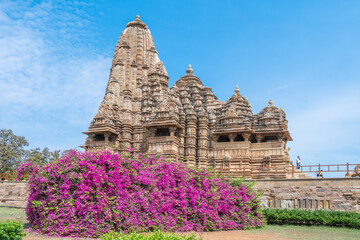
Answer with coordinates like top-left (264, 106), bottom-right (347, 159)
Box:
top-left (0, 220), bottom-right (26, 240)
top-left (263, 208), bottom-right (360, 228)
top-left (101, 231), bottom-right (200, 240)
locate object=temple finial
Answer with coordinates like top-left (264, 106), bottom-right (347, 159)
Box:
top-left (126, 14), bottom-right (147, 29)
top-left (269, 99), bottom-right (273, 105)
top-left (235, 86), bottom-right (240, 93)
top-left (186, 64), bottom-right (194, 74)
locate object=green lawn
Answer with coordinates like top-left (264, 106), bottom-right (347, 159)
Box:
top-left (250, 225), bottom-right (360, 240)
top-left (1, 205), bottom-right (359, 240)
top-left (0, 205), bottom-right (27, 225)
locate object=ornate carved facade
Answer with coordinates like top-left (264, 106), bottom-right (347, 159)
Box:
top-left (83, 16), bottom-right (294, 178)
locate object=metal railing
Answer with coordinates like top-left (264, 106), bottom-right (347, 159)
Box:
top-left (219, 167), bottom-right (247, 178)
top-left (219, 163), bottom-right (360, 179)
top-left (2, 163), bottom-right (359, 181)
top-left (250, 165), bottom-right (290, 178)
top-left (296, 163), bottom-right (360, 178)
top-left (250, 163), bottom-right (360, 178)
top-left (0, 172), bottom-right (30, 181)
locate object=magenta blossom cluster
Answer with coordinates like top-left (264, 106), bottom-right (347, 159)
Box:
top-left (22, 151), bottom-right (263, 238)
top-left (17, 161), bottom-right (37, 180)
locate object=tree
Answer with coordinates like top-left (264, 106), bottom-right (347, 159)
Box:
top-left (26, 148), bottom-right (61, 166)
top-left (59, 148), bottom-right (76, 157)
top-left (0, 129), bottom-right (29, 172)
top-left (0, 129), bottom-right (68, 172)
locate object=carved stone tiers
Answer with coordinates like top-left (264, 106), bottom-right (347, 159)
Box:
top-left (83, 16), bottom-right (295, 179)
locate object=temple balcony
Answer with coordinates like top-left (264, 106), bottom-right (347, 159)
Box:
top-left (84, 139), bottom-right (115, 149)
top-left (249, 142), bottom-right (286, 158)
top-left (213, 141), bottom-right (250, 149)
top-left (211, 140), bottom-right (251, 158)
top-left (250, 142), bottom-right (284, 149)
top-left (147, 136), bottom-right (180, 156)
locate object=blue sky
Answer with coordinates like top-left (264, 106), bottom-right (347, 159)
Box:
top-left (1, 0), bottom-right (359, 172)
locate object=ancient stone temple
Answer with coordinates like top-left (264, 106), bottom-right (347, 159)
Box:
top-left (83, 16), bottom-right (294, 178)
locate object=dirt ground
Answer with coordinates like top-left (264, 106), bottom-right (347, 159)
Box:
top-left (194, 225), bottom-right (360, 240)
top-left (1, 206), bottom-right (359, 240)
top-left (22, 225), bottom-right (360, 240)
top-left (23, 229), bottom-right (280, 240)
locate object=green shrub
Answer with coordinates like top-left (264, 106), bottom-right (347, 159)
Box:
top-left (0, 220), bottom-right (26, 240)
top-left (230, 178), bottom-right (263, 201)
top-left (263, 208), bottom-right (360, 228)
top-left (101, 231), bottom-right (201, 240)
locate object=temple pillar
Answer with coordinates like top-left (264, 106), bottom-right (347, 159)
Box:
top-left (104, 133), bottom-right (111, 142)
top-left (256, 134), bottom-right (263, 143)
top-left (169, 126), bottom-right (176, 137)
top-left (178, 130), bottom-right (185, 159)
top-left (133, 125), bottom-right (143, 152)
top-left (229, 133), bottom-right (236, 142)
top-left (243, 133), bottom-right (251, 142)
top-left (277, 133), bottom-right (285, 142)
top-left (197, 115), bottom-right (208, 168)
top-left (121, 122), bottom-right (133, 149)
top-left (184, 112), bottom-right (197, 167)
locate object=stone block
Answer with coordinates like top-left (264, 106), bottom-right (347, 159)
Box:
top-left (280, 199), bottom-right (293, 209)
top-left (316, 193), bottom-right (325, 197)
top-left (252, 179), bottom-right (360, 212)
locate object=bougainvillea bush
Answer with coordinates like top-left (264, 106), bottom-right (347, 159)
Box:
top-left (18, 150), bottom-right (263, 238)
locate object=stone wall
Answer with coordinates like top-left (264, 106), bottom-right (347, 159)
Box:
top-left (252, 178), bottom-right (360, 212)
top-left (1, 178), bottom-right (360, 211)
top-left (0, 181), bottom-right (27, 208)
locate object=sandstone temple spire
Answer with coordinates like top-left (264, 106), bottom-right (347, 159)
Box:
top-left (83, 16), bottom-right (294, 179)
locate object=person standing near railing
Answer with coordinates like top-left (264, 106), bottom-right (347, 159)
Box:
top-left (296, 156), bottom-right (301, 169)
top-left (317, 169), bottom-right (324, 178)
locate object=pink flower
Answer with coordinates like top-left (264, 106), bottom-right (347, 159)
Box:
top-left (25, 150), bottom-right (263, 238)
top-left (127, 147), bottom-right (134, 152)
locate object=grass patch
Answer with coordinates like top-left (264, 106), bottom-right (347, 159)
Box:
top-left (102, 231), bottom-right (201, 240)
top-left (1, 206), bottom-right (360, 240)
top-left (0, 206), bottom-right (27, 225)
top-left (255, 225), bottom-right (360, 240)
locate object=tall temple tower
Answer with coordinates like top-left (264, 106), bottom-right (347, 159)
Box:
top-left (83, 16), bottom-right (294, 179)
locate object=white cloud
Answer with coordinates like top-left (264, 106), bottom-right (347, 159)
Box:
top-left (1, 0), bottom-right (359, 168)
top-left (288, 87), bottom-right (360, 165)
top-left (0, 1), bottom-right (111, 150)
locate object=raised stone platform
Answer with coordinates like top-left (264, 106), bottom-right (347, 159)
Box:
top-left (251, 178), bottom-right (360, 212)
top-left (0, 181), bottom-right (27, 208)
top-left (1, 178), bottom-right (359, 212)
